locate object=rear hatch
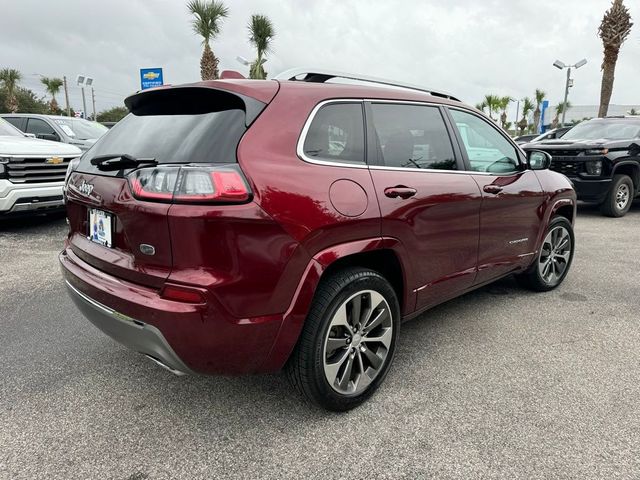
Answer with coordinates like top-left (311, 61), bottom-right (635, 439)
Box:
top-left (65, 82), bottom-right (277, 288)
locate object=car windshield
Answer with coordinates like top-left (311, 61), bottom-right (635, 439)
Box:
top-left (0, 118), bottom-right (23, 137)
top-left (562, 120), bottom-right (640, 141)
top-left (54, 118), bottom-right (108, 140)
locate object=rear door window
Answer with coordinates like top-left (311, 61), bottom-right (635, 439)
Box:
top-left (369, 103), bottom-right (457, 170)
top-left (3, 116), bottom-right (26, 131)
top-left (302, 103), bottom-right (365, 165)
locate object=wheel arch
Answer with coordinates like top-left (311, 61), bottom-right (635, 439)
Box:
top-left (612, 161), bottom-right (640, 194)
top-left (262, 237), bottom-right (414, 372)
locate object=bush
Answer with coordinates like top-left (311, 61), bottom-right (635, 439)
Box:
top-left (96, 106), bottom-right (128, 123)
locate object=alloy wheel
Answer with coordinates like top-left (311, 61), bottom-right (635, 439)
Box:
top-left (323, 290), bottom-right (393, 395)
top-left (616, 183), bottom-right (630, 211)
top-left (538, 226), bottom-right (572, 286)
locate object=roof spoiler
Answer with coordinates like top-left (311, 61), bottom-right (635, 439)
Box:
top-left (124, 85), bottom-right (266, 127)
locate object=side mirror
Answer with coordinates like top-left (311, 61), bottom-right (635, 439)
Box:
top-left (36, 133), bottom-right (59, 142)
top-left (527, 150), bottom-right (552, 170)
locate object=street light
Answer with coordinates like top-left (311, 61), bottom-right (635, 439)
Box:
top-left (76, 75), bottom-right (94, 119)
top-left (553, 58), bottom-right (587, 127)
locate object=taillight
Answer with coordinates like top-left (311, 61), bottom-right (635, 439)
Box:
top-left (126, 165), bottom-right (251, 204)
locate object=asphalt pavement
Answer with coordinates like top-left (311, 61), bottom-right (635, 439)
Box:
top-left (1, 203), bottom-right (639, 479)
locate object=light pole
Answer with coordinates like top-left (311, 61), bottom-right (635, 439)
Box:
top-left (553, 58), bottom-right (587, 127)
top-left (76, 75), bottom-right (94, 119)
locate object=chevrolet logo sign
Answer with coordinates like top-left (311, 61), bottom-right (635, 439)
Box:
top-left (46, 156), bottom-right (64, 165)
top-left (142, 71), bottom-right (160, 80)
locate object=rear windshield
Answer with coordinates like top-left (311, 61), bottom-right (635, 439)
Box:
top-left (78, 109), bottom-right (246, 173)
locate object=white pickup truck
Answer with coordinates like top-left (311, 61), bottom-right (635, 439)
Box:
top-left (0, 118), bottom-right (81, 216)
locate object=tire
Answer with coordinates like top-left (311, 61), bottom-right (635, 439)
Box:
top-left (516, 216), bottom-right (575, 292)
top-left (286, 267), bottom-right (400, 411)
top-left (600, 174), bottom-right (634, 217)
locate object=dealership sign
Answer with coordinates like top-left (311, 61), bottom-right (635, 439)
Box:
top-left (140, 68), bottom-right (164, 90)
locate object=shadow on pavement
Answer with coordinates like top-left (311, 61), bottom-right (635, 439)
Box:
top-left (0, 211), bottom-right (67, 232)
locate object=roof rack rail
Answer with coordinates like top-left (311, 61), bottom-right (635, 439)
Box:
top-left (273, 67), bottom-right (461, 102)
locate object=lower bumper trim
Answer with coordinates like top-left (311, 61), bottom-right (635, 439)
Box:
top-left (65, 280), bottom-right (193, 375)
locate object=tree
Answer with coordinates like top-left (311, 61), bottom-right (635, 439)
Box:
top-left (628, 108), bottom-right (638, 115)
top-left (40, 76), bottom-right (64, 113)
top-left (496, 96), bottom-right (512, 129)
top-left (483, 94), bottom-right (500, 121)
top-left (597, 0), bottom-right (633, 117)
top-left (532, 89), bottom-right (546, 132)
top-left (475, 101), bottom-right (487, 113)
top-left (187, 0), bottom-right (229, 80)
top-left (96, 106), bottom-right (128, 122)
top-left (0, 87), bottom-right (49, 114)
top-left (552, 101), bottom-right (572, 128)
top-left (517, 97), bottom-right (534, 134)
top-left (0, 68), bottom-right (22, 112)
top-left (248, 14), bottom-right (275, 80)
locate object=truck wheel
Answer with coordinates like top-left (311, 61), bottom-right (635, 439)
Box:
top-left (600, 174), bottom-right (633, 217)
top-left (516, 216), bottom-right (575, 292)
top-left (286, 268), bottom-right (400, 411)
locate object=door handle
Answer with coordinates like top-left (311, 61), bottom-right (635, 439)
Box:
top-left (384, 186), bottom-right (417, 199)
top-left (483, 185), bottom-right (503, 194)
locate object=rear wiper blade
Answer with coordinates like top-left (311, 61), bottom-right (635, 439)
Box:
top-left (90, 153), bottom-right (157, 171)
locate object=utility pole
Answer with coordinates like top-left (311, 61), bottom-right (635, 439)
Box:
top-left (63, 76), bottom-right (71, 117)
top-left (91, 87), bottom-right (96, 121)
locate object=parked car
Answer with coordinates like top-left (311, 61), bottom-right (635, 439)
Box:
top-left (60, 69), bottom-right (576, 411)
top-left (514, 133), bottom-right (539, 144)
top-left (1, 114), bottom-right (108, 151)
top-left (0, 118), bottom-right (81, 216)
top-left (530, 126), bottom-right (573, 142)
top-left (522, 116), bottom-right (640, 217)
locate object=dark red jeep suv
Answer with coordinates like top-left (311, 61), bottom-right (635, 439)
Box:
top-left (60, 68), bottom-right (576, 410)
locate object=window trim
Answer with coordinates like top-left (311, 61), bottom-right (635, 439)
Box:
top-left (296, 99), bottom-right (369, 169)
top-left (365, 100), bottom-right (464, 173)
top-left (444, 106), bottom-right (527, 175)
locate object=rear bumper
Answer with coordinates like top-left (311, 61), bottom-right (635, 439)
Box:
top-left (65, 280), bottom-right (192, 375)
top-left (60, 246), bottom-right (285, 375)
top-left (0, 179), bottom-right (65, 214)
top-left (567, 176), bottom-right (612, 203)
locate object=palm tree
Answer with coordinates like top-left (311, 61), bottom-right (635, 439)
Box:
top-left (248, 14), bottom-right (275, 80)
top-left (475, 101), bottom-right (487, 113)
top-left (187, 0), bottom-right (229, 80)
top-left (597, 0), bottom-right (633, 117)
top-left (628, 108), bottom-right (638, 115)
top-left (483, 94), bottom-right (500, 121)
top-left (532, 89), bottom-right (546, 132)
top-left (40, 76), bottom-right (63, 113)
top-left (517, 97), bottom-right (534, 134)
top-left (497, 96), bottom-right (512, 129)
top-left (0, 68), bottom-right (22, 112)
top-left (552, 101), bottom-right (572, 128)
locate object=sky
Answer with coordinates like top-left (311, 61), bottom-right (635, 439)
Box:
top-left (1, 0), bottom-right (639, 120)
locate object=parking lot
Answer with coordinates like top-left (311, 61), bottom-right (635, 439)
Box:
top-left (0, 202), bottom-right (639, 479)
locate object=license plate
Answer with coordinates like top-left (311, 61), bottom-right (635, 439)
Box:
top-left (88, 208), bottom-right (114, 247)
